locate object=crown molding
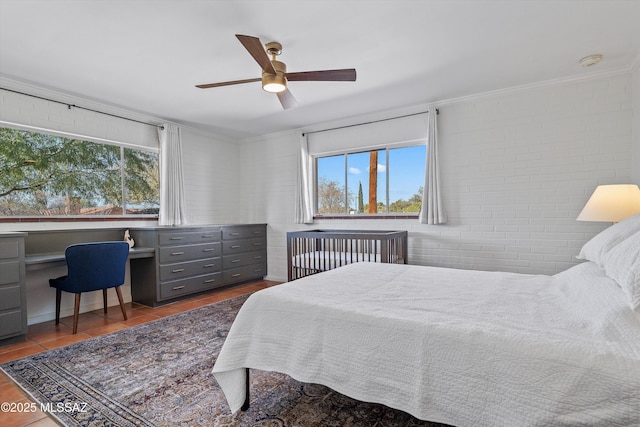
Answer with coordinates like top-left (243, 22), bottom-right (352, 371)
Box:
top-left (434, 67), bottom-right (632, 108)
top-left (0, 74), bottom-right (235, 143)
top-left (0, 74), bottom-right (164, 125)
top-left (632, 51), bottom-right (640, 72)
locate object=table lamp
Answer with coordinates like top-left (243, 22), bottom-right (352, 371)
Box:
top-left (577, 184), bottom-right (640, 223)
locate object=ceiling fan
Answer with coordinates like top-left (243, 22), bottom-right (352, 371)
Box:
top-left (196, 34), bottom-right (357, 109)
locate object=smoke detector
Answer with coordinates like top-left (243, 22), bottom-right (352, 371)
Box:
top-left (579, 54), bottom-right (603, 67)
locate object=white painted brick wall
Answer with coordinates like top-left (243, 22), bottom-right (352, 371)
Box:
top-left (240, 73), bottom-right (635, 281)
top-left (1, 73), bottom-right (637, 286)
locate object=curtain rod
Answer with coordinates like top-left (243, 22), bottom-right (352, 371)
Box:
top-left (302, 109), bottom-right (438, 137)
top-left (0, 87), bottom-right (164, 130)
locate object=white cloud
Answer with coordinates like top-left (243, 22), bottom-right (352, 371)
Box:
top-left (366, 164), bottom-right (387, 173)
top-left (349, 167), bottom-right (361, 174)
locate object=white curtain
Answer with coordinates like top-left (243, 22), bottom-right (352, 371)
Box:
top-left (295, 133), bottom-right (314, 224)
top-left (157, 123), bottom-right (187, 225)
top-left (419, 108), bottom-right (447, 224)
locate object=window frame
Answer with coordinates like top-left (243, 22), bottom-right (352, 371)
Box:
top-left (0, 123), bottom-right (160, 221)
top-left (312, 141), bottom-right (426, 218)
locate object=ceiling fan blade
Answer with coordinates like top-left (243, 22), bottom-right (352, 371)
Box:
top-left (277, 89), bottom-right (298, 110)
top-left (286, 69), bottom-right (356, 82)
top-left (196, 77), bottom-right (261, 89)
top-left (236, 34), bottom-right (276, 74)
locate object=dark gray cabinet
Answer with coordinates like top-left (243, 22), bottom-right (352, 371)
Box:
top-left (129, 224), bottom-right (266, 306)
top-left (0, 233), bottom-right (27, 345)
top-left (221, 225), bottom-right (267, 285)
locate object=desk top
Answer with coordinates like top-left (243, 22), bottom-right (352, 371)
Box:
top-left (25, 246), bottom-right (155, 270)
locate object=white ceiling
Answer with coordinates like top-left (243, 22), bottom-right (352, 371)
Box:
top-left (1, 0), bottom-right (639, 139)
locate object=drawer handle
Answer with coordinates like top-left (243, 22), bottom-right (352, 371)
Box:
top-left (253, 242), bottom-right (262, 246)
top-left (204, 264), bottom-right (216, 268)
top-left (254, 268), bottom-right (262, 272)
top-left (231, 245), bottom-right (241, 249)
top-left (170, 237), bottom-right (184, 240)
top-left (253, 256), bottom-right (262, 260)
top-left (202, 234), bottom-right (216, 238)
top-left (171, 251), bottom-right (185, 256)
top-left (204, 278), bottom-right (216, 283)
top-left (253, 231), bottom-right (262, 234)
top-left (230, 232), bottom-right (240, 236)
top-left (203, 248), bottom-right (215, 252)
top-left (172, 268), bottom-right (185, 273)
top-left (172, 285), bottom-right (185, 290)
top-left (231, 259), bottom-right (240, 263)
top-left (232, 273), bottom-right (241, 277)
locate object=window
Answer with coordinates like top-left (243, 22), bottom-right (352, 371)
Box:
top-left (315, 144), bottom-right (426, 215)
top-left (0, 127), bottom-right (159, 217)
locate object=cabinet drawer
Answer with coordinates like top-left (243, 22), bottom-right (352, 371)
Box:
top-left (223, 237), bottom-right (266, 254)
top-left (0, 240), bottom-right (20, 260)
top-left (0, 261), bottom-right (20, 286)
top-left (159, 257), bottom-right (221, 281)
top-left (159, 242), bottom-right (221, 264)
top-left (223, 251), bottom-right (266, 269)
top-left (222, 225), bottom-right (265, 240)
top-left (0, 310), bottom-right (23, 337)
top-left (158, 230), bottom-right (221, 246)
top-left (223, 263), bottom-right (267, 285)
top-left (0, 285), bottom-right (21, 311)
top-left (159, 272), bottom-right (223, 300)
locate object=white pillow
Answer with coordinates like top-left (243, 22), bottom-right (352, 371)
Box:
top-left (577, 213), bottom-right (640, 266)
top-left (601, 230), bottom-right (640, 310)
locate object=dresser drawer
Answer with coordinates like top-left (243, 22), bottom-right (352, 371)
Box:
top-left (223, 250), bottom-right (266, 270)
top-left (0, 260), bottom-right (20, 286)
top-left (158, 230), bottom-right (221, 246)
top-left (159, 242), bottom-right (221, 264)
top-left (0, 285), bottom-right (21, 311)
top-left (159, 272), bottom-right (223, 300)
top-left (223, 237), bottom-right (266, 254)
top-left (159, 257), bottom-right (221, 281)
top-left (0, 240), bottom-right (20, 260)
top-left (222, 225), bottom-right (266, 240)
top-left (223, 263), bottom-right (267, 285)
top-left (0, 310), bottom-right (23, 337)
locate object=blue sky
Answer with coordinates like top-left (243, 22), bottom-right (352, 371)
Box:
top-left (317, 145), bottom-right (426, 207)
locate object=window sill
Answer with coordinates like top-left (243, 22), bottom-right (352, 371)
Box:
top-left (314, 214), bottom-right (418, 220)
top-left (0, 215), bottom-right (158, 223)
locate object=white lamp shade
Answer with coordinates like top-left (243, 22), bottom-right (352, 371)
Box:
top-left (577, 184), bottom-right (640, 223)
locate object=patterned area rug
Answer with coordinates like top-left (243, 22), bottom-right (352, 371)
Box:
top-left (2, 295), bottom-right (452, 426)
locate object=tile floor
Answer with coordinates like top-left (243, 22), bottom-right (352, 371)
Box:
top-left (0, 279), bottom-right (279, 427)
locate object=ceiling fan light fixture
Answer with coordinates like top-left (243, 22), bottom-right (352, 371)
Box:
top-left (262, 73), bottom-right (286, 93)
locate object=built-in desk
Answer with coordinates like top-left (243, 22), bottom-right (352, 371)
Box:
top-left (5, 225), bottom-right (266, 332)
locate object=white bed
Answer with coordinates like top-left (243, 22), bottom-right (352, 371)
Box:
top-left (213, 216), bottom-right (640, 426)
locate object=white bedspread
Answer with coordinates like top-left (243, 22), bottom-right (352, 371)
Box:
top-left (212, 262), bottom-right (640, 426)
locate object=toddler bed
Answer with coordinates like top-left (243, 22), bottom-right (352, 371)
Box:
top-left (286, 229), bottom-right (408, 281)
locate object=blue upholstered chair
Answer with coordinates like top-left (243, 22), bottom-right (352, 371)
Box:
top-left (49, 241), bottom-right (130, 334)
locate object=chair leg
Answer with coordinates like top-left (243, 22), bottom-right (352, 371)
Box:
top-left (115, 286), bottom-right (128, 321)
top-left (103, 289), bottom-right (108, 314)
top-left (72, 293), bottom-right (81, 334)
top-left (55, 289), bottom-right (61, 325)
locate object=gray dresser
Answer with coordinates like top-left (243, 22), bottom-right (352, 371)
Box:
top-left (0, 232), bottom-right (27, 344)
top-left (129, 224), bottom-right (266, 306)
